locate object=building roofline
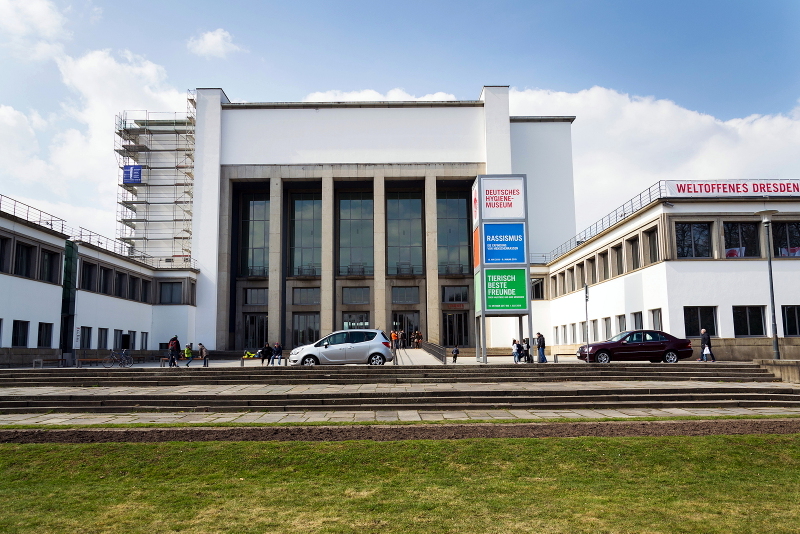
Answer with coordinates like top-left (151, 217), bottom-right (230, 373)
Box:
top-left (511, 116), bottom-right (576, 123)
top-left (221, 100), bottom-right (484, 110)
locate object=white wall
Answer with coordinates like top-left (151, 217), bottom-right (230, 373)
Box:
top-left (152, 305), bottom-right (196, 350)
top-left (73, 291), bottom-right (154, 349)
top-left (511, 121), bottom-right (577, 254)
top-left (0, 276), bottom-right (62, 348)
top-left (220, 106), bottom-right (486, 165)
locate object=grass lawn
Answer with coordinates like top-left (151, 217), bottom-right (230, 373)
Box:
top-left (1, 434), bottom-right (799, 533)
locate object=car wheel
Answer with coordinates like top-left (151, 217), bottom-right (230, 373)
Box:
top-left (663, 351), bottom-right (679, 364)
top-left (368, 354), bottom-right (385, 366)
top-left (595, 351), bottom-right (611, 364)
top-left (300, 355), bottom-right (319, 366)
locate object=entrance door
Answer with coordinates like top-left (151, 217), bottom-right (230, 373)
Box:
top-left (392, 312), bottom-right (420, 346)
top-left (244, 314), bottom-right (268, 349)
top-left (292, 312), bottom-right (320, 348)
top-left (442, 312), bottom-right (469, 347)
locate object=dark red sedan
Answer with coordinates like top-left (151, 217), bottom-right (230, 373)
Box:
top-left (577, 330), bottom-right (693, 364)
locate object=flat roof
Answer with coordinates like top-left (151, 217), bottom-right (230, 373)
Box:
top-left (222, 101), bottom-right (484, 110)
top-left (511, 116), bottom-right (576, 123)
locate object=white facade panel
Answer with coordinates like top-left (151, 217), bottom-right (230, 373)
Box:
top-left (220, 107), bottom-right (486, 165)
top-left (151, 305), bottom-right (197, 350)
top-left (73, 292), bottom-right (154, 349)
top-left (0, 276), bottom-right (62, 348)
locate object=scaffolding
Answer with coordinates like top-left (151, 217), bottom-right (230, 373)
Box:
top-left (115, 91), bottom-right (196, 260)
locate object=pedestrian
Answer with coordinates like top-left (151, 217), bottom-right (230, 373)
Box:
top-left (451, 345), bottom-right (459, 364)
top-left (512, 339), bottom-right (521, 364)
top-left (271, 341), bottom-right (283, 366)
top-left (399, 330), bottom-right (406, 349)
top-left (260, 342), bottom-right (272, 366)
top-left (523, 338), bottom-right (532, 363)
top-left (536, 332), bottom-right (547, 363)
top-left (698, 328), bottom-right (716, 362)
top-left (391, 331), bottom-right (398, 349)
top-left (168, 335), bottom-right (180, 368)
top-left (184, 344), bottom-right (194, 367)
top-left (198, 343), bottom-right (209, 367)
top-left (415, 331), bottom-right (422, 349)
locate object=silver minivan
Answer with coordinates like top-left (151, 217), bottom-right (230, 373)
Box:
top-left (288, 329), bottom-right (393, 366)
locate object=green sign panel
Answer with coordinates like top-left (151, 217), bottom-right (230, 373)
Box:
top-left (484, 269), bottom-right (528, 310)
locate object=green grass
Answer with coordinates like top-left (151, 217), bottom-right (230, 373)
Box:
top-left (1, 434), bottom-right (800, 533)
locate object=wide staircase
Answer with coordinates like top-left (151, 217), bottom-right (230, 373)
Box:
top-left (0, 363), bottom-right (798, 413)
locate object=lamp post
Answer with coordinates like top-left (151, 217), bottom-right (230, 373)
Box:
top-left (755, 209), bottom-right (781, 360)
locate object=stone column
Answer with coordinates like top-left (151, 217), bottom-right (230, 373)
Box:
top-left (268, 176), bottom-right (283, 344)
top-left (320, 172), bottom-right (335, 333)
top-left (424, 172), bottom-right (440, 344)
top-left (373, 172), bottom-right (387, 331)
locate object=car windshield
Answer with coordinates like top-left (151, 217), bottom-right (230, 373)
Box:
top-left (608, 332), bottom-right (630, 342)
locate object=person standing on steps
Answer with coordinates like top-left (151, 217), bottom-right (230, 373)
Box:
top-left (698, 328), bottom-right (716, 362)
top-left (512, 339), bottom-right (522, 364)
top-left (271, 341), bottom-right (283, 366)
top-left (451, 345), bottom-right (459, 364)
top-left (184, 344), bottom-right (194, 367)
top-left (536, 332), bottom-right (547, 363)
top-left (198, 343), bottom-right (209, 367)
top-left (168, 335), bottom-right (180, 368)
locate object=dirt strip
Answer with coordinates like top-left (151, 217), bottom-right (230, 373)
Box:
top-left (1, 418), bottom-right (800, 443)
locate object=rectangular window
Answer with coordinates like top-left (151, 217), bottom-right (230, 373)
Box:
top-left (113, 329), bottom-right (123, 350)
top-left (616, 314), bottom-right (627, 333)
top-left (240, 193), bottom-right (270, 277)
top-left (591, 319), bottom-right (598, 342)
top-left (553, 326), bottom-right (559, 345)
top-left (557, 272), bottom-right (565, 295)
top-left (632, 311), bottom-right (643, 330)
top-left (550, 276), bottom-right (557, 297)
top-left (343, 287), bottom-right (370, 305)
top-left (128, 331), bottom-right (137, 350)
top-left (579, 321), bottom-right (587, 343)
top-left (114, 272), bottom-right (127, 298)
top-left (141, 280), bottom-right (151, 303)
top-left (675, 222), bottom-right (712, 258)
top-left (245, 288), bottom-right (268, 305)
top-left (292, 312), bottom-right (320, 347)
top-left (598, 252), bottom-right (609, 281)
top-left (0, 236), bottom-right (10, 273)
top-left (437, 190), bottom-right (471, 275)
top-left (339, 192), bottom-right (374, 276)
top-left (627, 237), bottom-right (641, 270)
top-left (37, 323), bottom-right (53, 348)
top-left (586, 259), bottom-right (596, 285)
top-left (159, 282), bottom-right (182, 304)
top-left (645, 228), bottom-right (659, 264)
top-left (603, 317), bottom-right (612, 340)
top-left (442, 286), bottom-right (468, 303)
top-left (292, 287), bottom-right (321, 305)
top-left (14, 243), bottom-right (35, 278)
top-left (387, 192), bottom-right (423, 275)
top-left (566, 268), bottom-right (575, 292)
top-left (783, 306), bottom-right (800, 336)
top-left (79, 326), bottom-right (92, 349)
top-left (343, 312), bottom-right (370, 330)
top-left (244, 314), bottom-right (268, 348)
top-left (650, 308), bottom-right (663, 331)
top-left (733, 306), bottom-right (766, 336)
top-left (289, 192), bottom-right (322, 276)
top-left (612, 245), bottom-right (624, 276)
top-left (570, 323), bottom-right (577, 344)
top-left (392, 286), bottom-right (420, 304)
top-left (99, 267), bottom-right (113, 295)
top-left (561, 325), bottom-right (567, 345)
top-left (128, 276), bottom-right (140, 301)
top-left (140, 332), bottom-right (148, 350)
top-left (80, 262), bottom-right (97, 291)
top-left (772, 222), bottom-right (800, 257)
top-left (575, 264), bottom-right (584, 289)
top-left (98, 328), bottom-right (109, 350)
top-left (39, 250), bottom-right (59, 283)
top-left (12, 320), bottom-right (29, 347)
top-left (683, 306), bottom-right (717, 337)
top-left (531, 278), bottom-right (544, 300)
top-left (724, 222), bottom-right (760, 258)
top-left (190, 282), bottom-right (196, 305)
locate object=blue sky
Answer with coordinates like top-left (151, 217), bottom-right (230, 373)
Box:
top-left (1, 0), bottom-right (799, 238)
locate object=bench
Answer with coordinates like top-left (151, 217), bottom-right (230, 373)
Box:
top-left (76, 358), bottom-right (105, 368)
top-left (32, 358), bottom-right (68, 369)
top-left (161, 356), bottom-right (205, 367)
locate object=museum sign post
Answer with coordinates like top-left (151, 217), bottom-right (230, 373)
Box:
top-left (472, 174), bottom-right (533, 364)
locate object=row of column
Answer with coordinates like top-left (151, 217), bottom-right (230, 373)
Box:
top-left (264, 173), bottom-right (441, 345)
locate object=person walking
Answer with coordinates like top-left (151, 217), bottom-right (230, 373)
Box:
top-left (698, 328), bottom-right (716, 362)
top-left (260, 342), bottom-right (272, 366)
top-left (271, 341), bottom-right (283, 366)
top-left (184, 344), bottom-right (194, 367)
top-left (399, 330), bottom-right (406, 349)
top-left (536, 332), bottom-right (547, 363)
top-left (522, 338), bottom-right (532, 363)
top-left (415, 331), bottom-right (422, 349)
top-left (168, 335), bottom-right (180, 368)
top-left (198, 343), bottom-right (209, 367)
top-left (512, 339), bottom-right (522, 364)
top-left (391, 331), bottom-right (398, 350)
top-left (451, 345), bottom-right (459, 364)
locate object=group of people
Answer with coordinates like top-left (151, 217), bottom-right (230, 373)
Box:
top-left (511, 333), bottom-right (547, 364)
top-left (167, 335), bottom-right (209, 368)
top-left (257, 342), bottom-right (284, 366)
top-left (390, 330), bottom-right (422, 350)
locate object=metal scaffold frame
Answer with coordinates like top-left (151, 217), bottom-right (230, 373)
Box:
top-left (114, 90), bottom-right (196, 260)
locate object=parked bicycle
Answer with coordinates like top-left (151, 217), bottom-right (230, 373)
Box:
top-left (103, 349), bottom-right (133, 368)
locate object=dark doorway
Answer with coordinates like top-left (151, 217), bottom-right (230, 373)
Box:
top-left (442, 311), bottom-right (469, 347)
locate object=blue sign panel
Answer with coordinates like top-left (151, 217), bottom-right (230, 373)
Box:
top-left (123, 165), bottom-right (142, 184)
top-left (483, 223), bottom-right (526, 264)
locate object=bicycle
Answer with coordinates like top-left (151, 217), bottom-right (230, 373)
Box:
top-left (103, 349), bottom-right (133, 368)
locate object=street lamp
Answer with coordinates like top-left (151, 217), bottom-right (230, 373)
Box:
top-left (755, 209), bottom-right (781, 360)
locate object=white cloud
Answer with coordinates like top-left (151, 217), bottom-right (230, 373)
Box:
top-left (303, 88), bottom-right (457, 102)
top-left (0, 0), bottom-right (68, 58)
top-left (186, 28), bottom-right (244, 59)
top-left (509, 87), bottom-right (800, 229)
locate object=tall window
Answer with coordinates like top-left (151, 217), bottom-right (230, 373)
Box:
top-left (292, 312), bottom-right (320, 347)
top-left (39, 250), bottom-right (59, 283)
top-left (772, 222), bottom-right (800, 257)
top-left (81, 262), bottom-right (97, 291)
top-left (160, 282), bottom-right (182, 304)
top-left (244, 314), bottom-right (268, 348)
top-left (684, 306), bottom-right (717, 336)
top-left (338, 192), bottom-right (373, 276)
top-left (14, 243), bottom-right (34, 278)
top-left (128, 276), bottom-right (140, 301)
top-left (343, 312), bottom-right (369, 330)
top-left (387, 192), bottom-right (423, 275)
top-left (141, 280), bottom-right (151, 303)
top-left (612, 245), bottom-right (624, 275)
top-left (531, 278), bottom-right (544, 300)
top-left (98, 328), bottom-right (109, 350)
top-left (37, 323), bottom-right (53, 348)
top-left (603, 317), bottom-right (612, 340)
top-left (784, 306), bottom-right (800, 336)
top-left (442, 286), bottom-right (468, 303)
top-left (141, 332), bottom-right (148, 350)
top-left (553, 326), bottom-right (559, 345)
top-left (724, 222), bottom-right (760, 258)
top-left (598, 252), bottom-right (609, 281)
top-left (128, 331), bottom-right (137, 350)
top-left (437, 190), bottom-right (470, 275)
top-left (645, 228), bottom-right (659, 264)
top-left (290, 192), bottom-right (321, 276)
top-left (631, 311), bottom-right (643, 330)
top-left (343, 287), bottom-right (370, 305)
top-left (0, 236), bottom-right (10, 273)
top-left (99, 267), bottom-right (112, 295)
top-left (616, 314), bottom-right (627, 333)
top-left (733, 306), bottom-right (765, 336)
top-left (12, 320), bottom-right (29, 347)
top-left (392, 286), bottom-right (420, 304)
top-left (240, 193), bottom-right (270, 277)
top-left (585, 259), bottom-right (596, 285)
top-left (675, 223), bottom-right (712, 258)
top-left (292, 287), bottom-right (320, 305)
top-left (627, 237), bottom-right (641, 270)
top-left (80, 326), bottom-right (92, 349)
top-left (113, 329), bottom-right (123, 350)
top-left (650, 308), bottom-right (663, 331)
top-left (114, 272), bottom-right (127, 298)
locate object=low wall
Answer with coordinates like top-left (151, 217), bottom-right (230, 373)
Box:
top-left (754, 359), bottom-right (800, 383)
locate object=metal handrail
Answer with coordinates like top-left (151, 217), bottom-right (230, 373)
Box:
top-left (420, 341), bottom-right (446, 364)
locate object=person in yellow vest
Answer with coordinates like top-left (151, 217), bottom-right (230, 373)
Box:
top-left (184, 344), bottom-right (194, 367)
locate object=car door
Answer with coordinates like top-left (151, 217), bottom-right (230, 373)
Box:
top-left (643, 331), bottom-right (668, 359)
top-left (316, 332), bottom-right (349, 364)
top-left (345, 331), bottom-right (371, 363)
top-left (615, 331), bottom-right (644, 360)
